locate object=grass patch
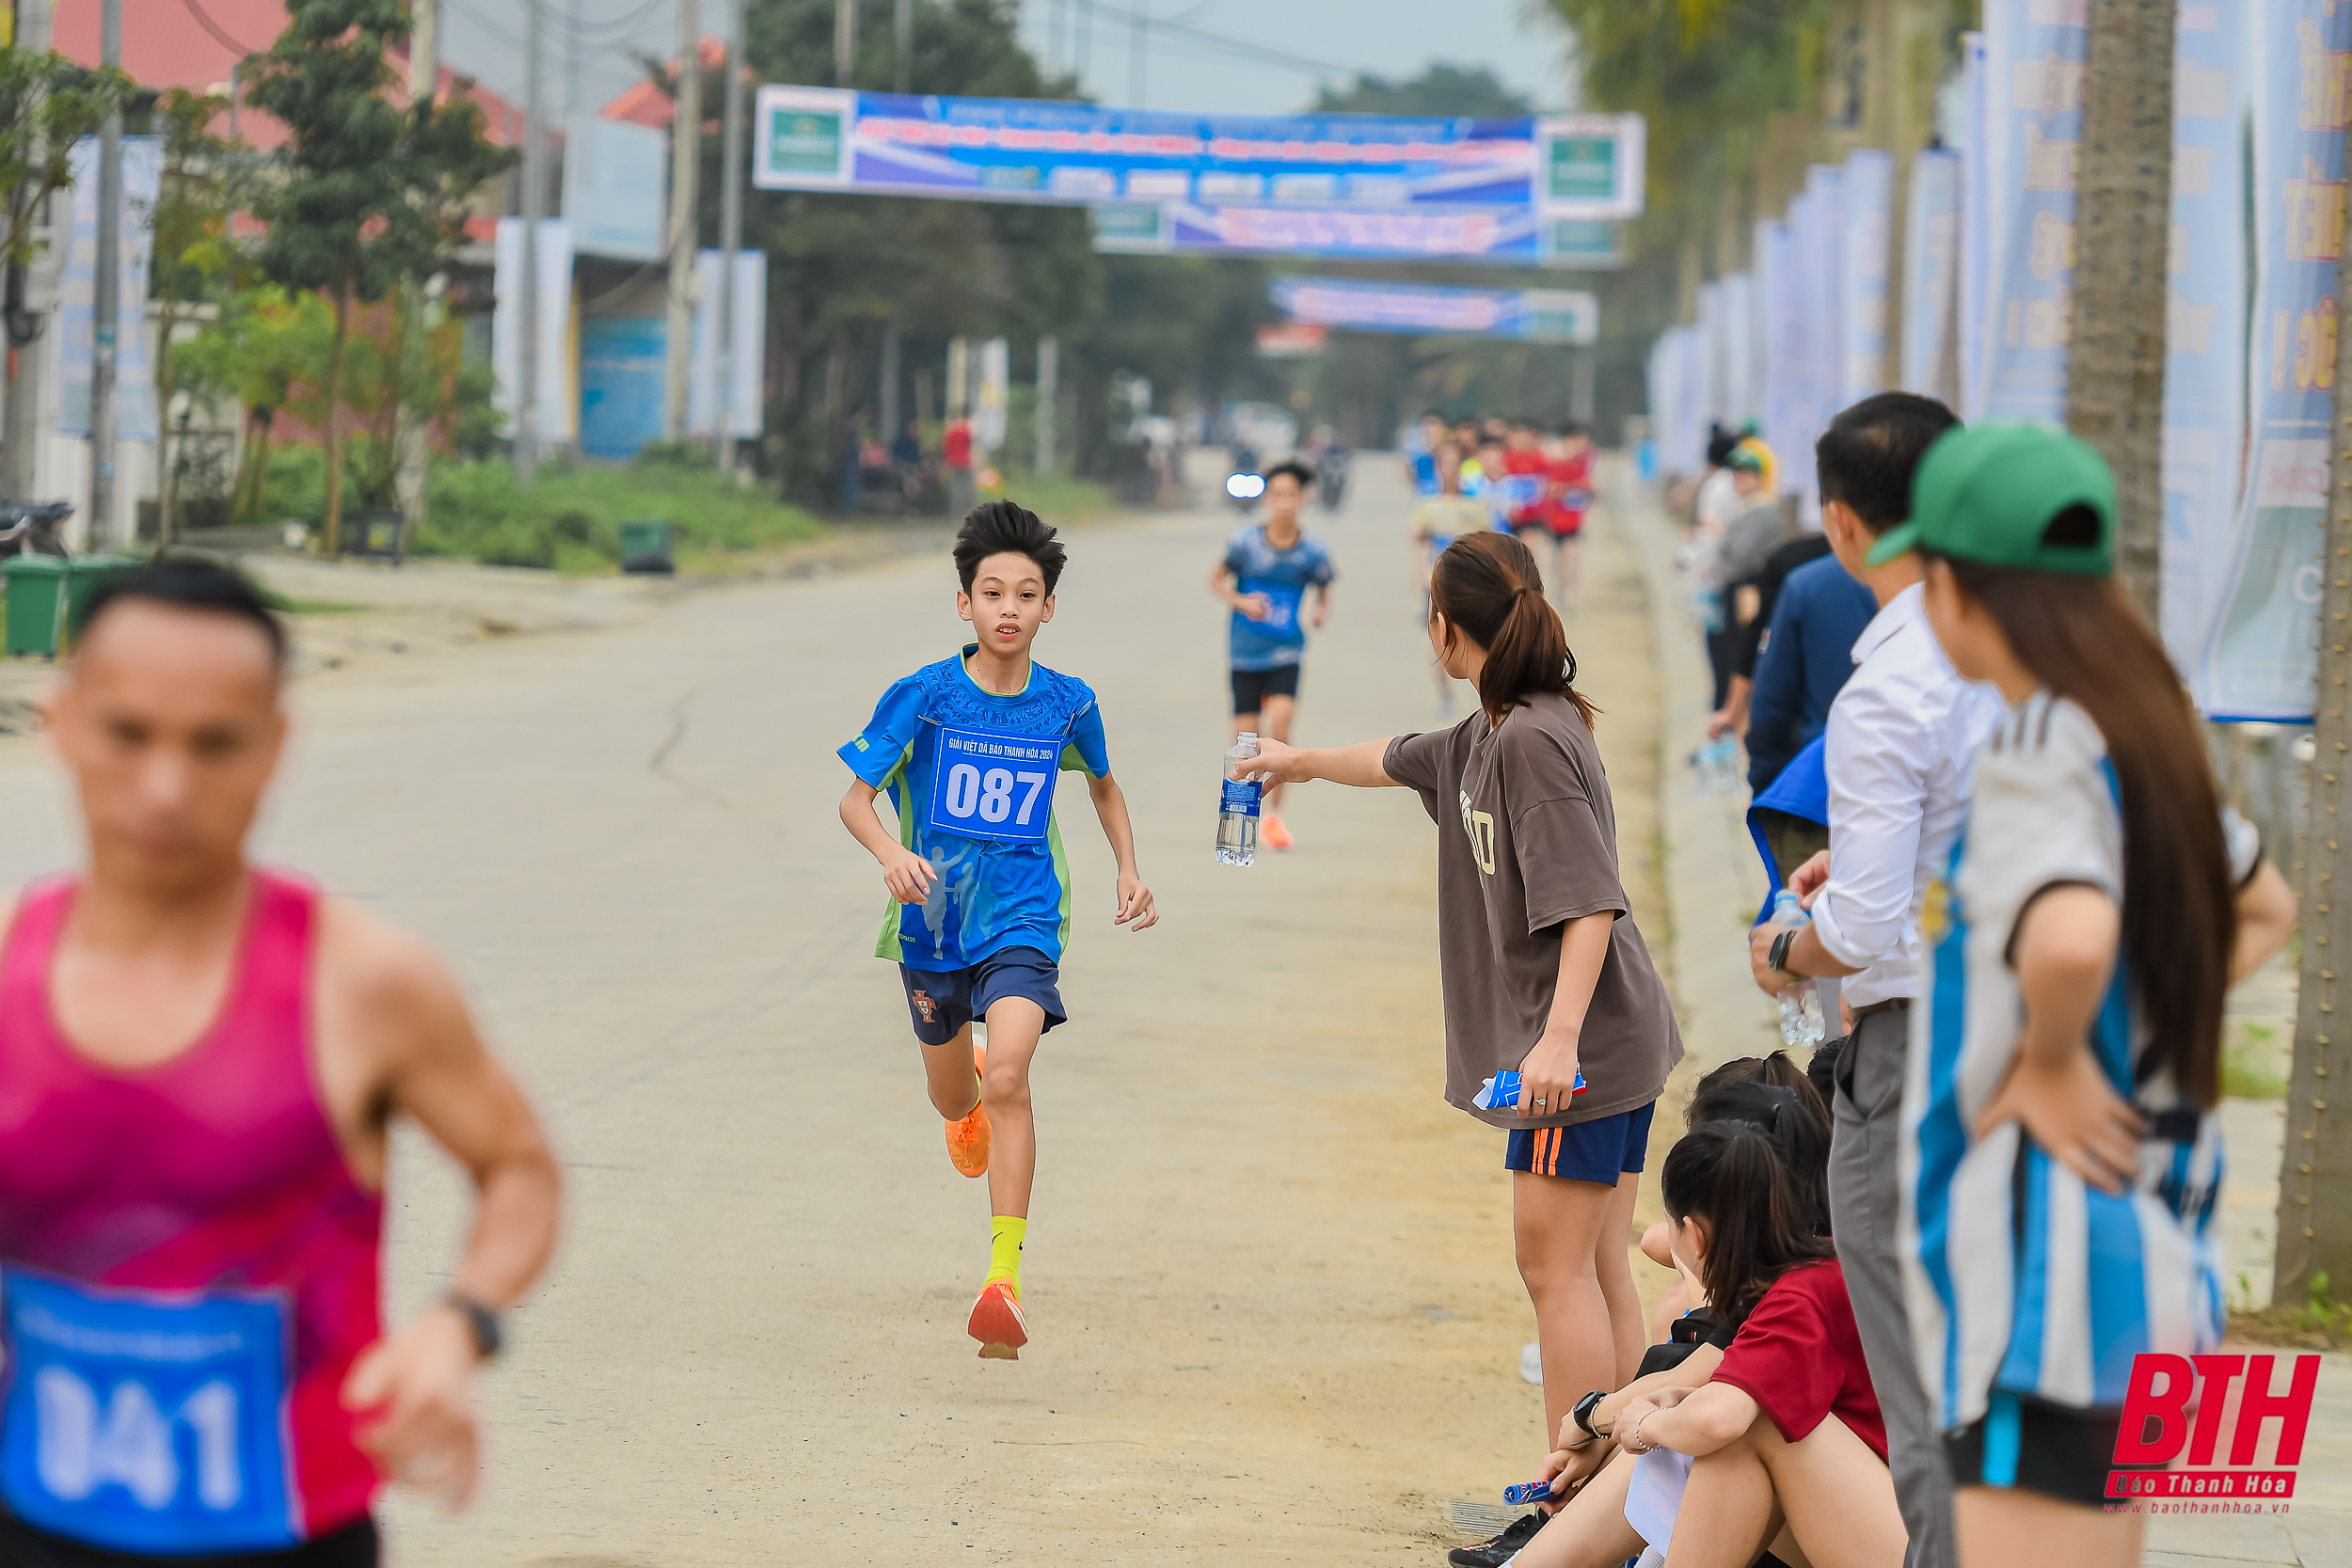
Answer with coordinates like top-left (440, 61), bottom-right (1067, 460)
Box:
top-left (415, 452), bottom-right (825, 571)
top-left (983, 471), bottom-right (1117, 527)
top-left (259, 590), bottom-right (367, 616)
top-left (2231, 1271), bottom-right (2352, 1349)
top-left (2223, 1028), bottom-right (2290, 1100)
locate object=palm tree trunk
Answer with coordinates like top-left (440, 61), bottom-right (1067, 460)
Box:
top-left (2065, 0), bottom-right (2175, 626)
top-left (320, 282), bottom-right (352, 556)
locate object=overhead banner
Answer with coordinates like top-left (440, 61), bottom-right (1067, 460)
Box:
top-left (1269, 276), bottom-right (1597, 343)
top-left (755, 87), bottom-right (1641, 264)
top-left (1900, 147), bottom-right (1962, 400)
top-left (2198, 0), bottom-right (2346, 721)
top-left (2160, 0), bottom-right (2247, 672)
top-left (1978, 0), bottom-right (2084, 424)
top-left (58, 135), bottom-right (158, 442)
top-left (1840, 150), bottom-right (1894, 404)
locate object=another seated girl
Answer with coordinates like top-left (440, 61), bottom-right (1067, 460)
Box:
top-left (1507, 1121), bottom-right (1902, 1568)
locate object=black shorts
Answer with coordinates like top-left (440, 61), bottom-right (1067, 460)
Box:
top-left (1231, 665), bottom-right (1301, 715)
top-left (1944, 1393), bottom-right (2127, 1509)
top-left (899, 946), bottom-right (1067, 1045)
top-left (0, 1515), bottom-right (378, 1567)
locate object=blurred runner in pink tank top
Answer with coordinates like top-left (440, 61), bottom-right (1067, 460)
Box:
top-left (0, 560), bottom-right (561, 1567)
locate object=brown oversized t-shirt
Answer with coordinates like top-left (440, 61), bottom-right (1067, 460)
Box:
top-left (1385, 689), bottom-right (1681, 1131)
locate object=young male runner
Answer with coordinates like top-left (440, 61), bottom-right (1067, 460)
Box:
top-left (838, 501), bottom-right (1157, 1359)
top-left (1409, 443), bottom-right (1489, 716)
top-left (1536, 423), bottom-right (1597, 610)
top-left (1207, 459), bottom-right (1335, 850)
top-left (0, 560), bottom-right (562, 1566)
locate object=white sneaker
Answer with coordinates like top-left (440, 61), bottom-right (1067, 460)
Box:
top-left (1519, 1340), bottom-right (1543, 1386)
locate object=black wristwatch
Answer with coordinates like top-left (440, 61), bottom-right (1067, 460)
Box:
top-left (1572, 1387), bottom-right (1608, 1439)
top-left (445, 1291), bottom-right (503, 1361)
top-left (1768, 926), bottom-right (1801, 977)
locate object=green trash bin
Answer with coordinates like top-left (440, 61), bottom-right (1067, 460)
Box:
top-left (3, 554), bottom-right (68, 657)
top-left (2, 554), bottom-right (140, 657)
top-left (618, 518), bottom-right (675, 575)
top-left (62, 554), bottom-right (138, 645)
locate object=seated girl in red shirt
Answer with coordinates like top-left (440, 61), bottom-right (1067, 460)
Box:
top-left (1509, 1122), bottom-right (1904, 1568)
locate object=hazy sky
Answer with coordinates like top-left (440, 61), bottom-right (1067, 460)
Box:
top-left (436, 0), bottom-right (1576, 126)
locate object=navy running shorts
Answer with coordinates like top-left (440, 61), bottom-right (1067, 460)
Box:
top-left (1944, 1392), bottom-right (2125, 1509)
top-left (1231, 664), bottom-right (1301, 716)
top-left (1504, 1100), bottom-right (1656, 1182)
top-left (899, 946), bottom-right (1067, 1046)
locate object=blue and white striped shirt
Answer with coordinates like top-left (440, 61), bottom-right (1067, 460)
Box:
top-left (1899, 692), bottom-right (2259, 1431)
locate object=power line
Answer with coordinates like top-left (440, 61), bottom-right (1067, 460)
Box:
top-left (1075, 0), bottom-right (1371, 83)
top-left (179, 0), bottom-right (258, 56)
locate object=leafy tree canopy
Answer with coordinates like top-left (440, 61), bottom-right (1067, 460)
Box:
top-left (1311, 63), bottom-right (1534, 119)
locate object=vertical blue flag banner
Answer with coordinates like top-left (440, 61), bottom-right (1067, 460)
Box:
top-left (1961, 32), bottom-right (1992, 420)
top-left (1979, 0), bottom-right (2086, 424)
top-left (1840, 150), bottom-right (1895, 404)
top-left (57, 136), bottom-right (158, 443)
top-left (1901, 149), bottom-right (1963, 398)
top-left (754, 87), bottom-right (1642, 264)
top-left (2198, 0), bottom-right (2350, 721)
top-left (1760, 218), bottom-right (1811, 499)
top-left (2160, 0), bottom-right (2248, 672)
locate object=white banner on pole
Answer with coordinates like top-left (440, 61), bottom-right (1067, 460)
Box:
top-left (1900, 148), bottom-right (1962, 399)
top-left (688, 250), bottom-right (769, 439)
top-left (1960, 31), bottom-right (1991, 420)
top-left (1977, 0), bottom-right (2084, 425)
top-left (492, 217), bottom-right (576, 443)
top-left (1759, 218), bottom-right (1808, 498)
top-left (1839, 150), bottom-right (1895, 404)
top-left (58, 135), bottom-right (158, 442)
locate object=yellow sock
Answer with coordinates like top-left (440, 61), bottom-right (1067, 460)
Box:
top-left (985, 1215), bottom-right (1026, 1295)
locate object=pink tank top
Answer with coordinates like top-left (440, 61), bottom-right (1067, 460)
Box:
top-left (0, 870), bottom-right (382, 1552)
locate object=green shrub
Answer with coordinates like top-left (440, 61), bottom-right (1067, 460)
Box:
top-left (261, 447), bottom-right (327, 524)
top-left (413, 454), bottom-right (823, 571)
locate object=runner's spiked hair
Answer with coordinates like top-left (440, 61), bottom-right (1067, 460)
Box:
top-left (954, 500), bottom-right (1067, 595)
top-left (79, 556), bottom-right (287, 672)
top-left (1428, 530), bottom-right (1599, 732)
top-left (1263, 458), bottom-right (1316, 490)
top-left (1661, 1121), bottom-right (1836, 1332)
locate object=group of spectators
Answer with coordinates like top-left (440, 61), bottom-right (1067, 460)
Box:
top-left (1429, 392), bottom-right (2299, 1568)
top-left (840, 415), bottom-right (979, 517)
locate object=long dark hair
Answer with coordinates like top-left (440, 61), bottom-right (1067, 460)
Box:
top-left (1661, 1122), bottom-right (1835, 1331)
top-left (1428, 531), bottom-right (1599, 731)
top-left (1935, 559), bottom-right (2235, 1106)
top-left (1686, 1054), bottom-right (1833, 1238)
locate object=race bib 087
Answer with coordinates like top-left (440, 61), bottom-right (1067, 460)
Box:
top-left (0, 1268), bottom-right (298, 1557)
top-left (926, 726), bottom-right (1061, 844)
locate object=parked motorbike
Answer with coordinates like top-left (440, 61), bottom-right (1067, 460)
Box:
top-left (0, 500), bottom-right (72, 558)
top-left (1225, 443), bottom-right (1264, 515)
top-left (1316, 449), bottom-right (1349, 513)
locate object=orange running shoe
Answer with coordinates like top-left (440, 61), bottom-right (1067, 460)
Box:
top-left (946, 1043), bottom-right (989, 1178)
top-left (968, 1280), bottom-right (1028, 1360)
top-left (1261, 814), bottom-right (1295, 850)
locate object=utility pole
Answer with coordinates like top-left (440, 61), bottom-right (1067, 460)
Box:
top-left (895, 0), bottom-right (913, 93)
top-left (517, 0), bottom-right (543, 485)
top-left (395, 0), bottom-right (439, 531)
top-left (89, 0), bottom-right (121, 546)
top-left (713, 0), bottom-right (745, 471)
top-left (663, 0), bottom-right (701, 443)
top-left (1035, 336), bottom-right (1057, 477)
top-left (3, 0), bottom-right (56, 508)
top-left (834, 0), bottom-right (858, 86)
top-left (2064, 0), bottom-right (2174, 626)
top-left (2278, 122), bottom-right (2352, 1312)
top-left (1128, 1), bottom-right (1146, 109)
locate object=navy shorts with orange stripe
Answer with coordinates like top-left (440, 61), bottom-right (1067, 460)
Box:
top-left (1504, 1101), bottom-right (1656, 1183)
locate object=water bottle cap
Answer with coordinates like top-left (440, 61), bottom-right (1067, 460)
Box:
top-left (1237, 732), bottom-right (1258, 741)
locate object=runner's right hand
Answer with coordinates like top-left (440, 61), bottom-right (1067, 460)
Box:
top-left (1235, 593), bottom-right (1272, 621)
top-left (1788, 849), bottom-right (1832, 906)
top-left (880, 845), bottom-right (940, 905)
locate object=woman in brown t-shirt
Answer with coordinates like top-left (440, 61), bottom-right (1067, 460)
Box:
top-left (1247, 531), bottom-right (1682, 1513)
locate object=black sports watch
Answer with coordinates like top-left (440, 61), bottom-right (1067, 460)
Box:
top-left (445, 1292), bottom-right (503, 1361)
top-left (1768, 926), bottom-right (1801, 978)
top-left (1572, 1387), bottom-right (1608, 1440)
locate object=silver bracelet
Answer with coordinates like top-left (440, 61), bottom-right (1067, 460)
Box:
top-left (1625, 1411), bottom-right (1652, 1454)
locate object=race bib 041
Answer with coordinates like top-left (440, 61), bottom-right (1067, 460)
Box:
top-left (926, 726), bottom-right (1062, 844)
top-left (0, 1268), bottom-right (298, 1557)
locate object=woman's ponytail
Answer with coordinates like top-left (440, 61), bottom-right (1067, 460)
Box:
top-left (1661, 1120), bottom-right (1835, 1330)
top-left (1429, 532), bottom-right (1599, 731)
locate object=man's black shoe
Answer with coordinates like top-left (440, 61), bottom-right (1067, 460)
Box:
top-left (1447, 1510), bottom-right (1546, 1567)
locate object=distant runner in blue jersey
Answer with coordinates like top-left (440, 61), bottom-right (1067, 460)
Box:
top-left (1207, 459), bottom-right (1336, 850)
top-left (1878, 426), bottom-right (2295, 1564)
top-left (838, 501), bottom-right (1158, 1360)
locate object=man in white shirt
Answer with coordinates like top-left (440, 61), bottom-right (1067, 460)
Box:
top-left (1747, 393), bottom-right (2004, 1568)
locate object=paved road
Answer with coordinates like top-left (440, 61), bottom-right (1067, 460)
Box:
top-left (0, 462), bottom-right (1673, 1564)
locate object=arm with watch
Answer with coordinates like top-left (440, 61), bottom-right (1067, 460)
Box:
top-left (1534, 1349), bottom-right (1728, 1502)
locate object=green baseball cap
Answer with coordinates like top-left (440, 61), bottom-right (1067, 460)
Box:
top-left (1864, 423), bottom-right (2117, 575)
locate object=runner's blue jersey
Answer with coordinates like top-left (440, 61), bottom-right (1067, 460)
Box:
top-left (839, 649), bottom-right (1109, 970)
top-left (1223, 525), bottom-right (1336, 672)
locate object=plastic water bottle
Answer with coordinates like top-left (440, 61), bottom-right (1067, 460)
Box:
top-left (1218, 733), bottom-right (1262, 866)
top-left (1771, 890), bottom-right (1825, 1049)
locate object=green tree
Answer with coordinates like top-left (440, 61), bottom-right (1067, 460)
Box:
top-left (0, 49), bottom-right (134, 265)
top-left (149, 88), bottom-right (260, 542)
top-left (1312, 64), bottom-right (1535, 118)
top-left (241, 0), bottom-right (508, 550)
top-left (174, 285), bottom-right (332, 525)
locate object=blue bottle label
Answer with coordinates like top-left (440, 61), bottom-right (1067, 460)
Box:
top-left (1220, 778), bottom-right (1261, 818)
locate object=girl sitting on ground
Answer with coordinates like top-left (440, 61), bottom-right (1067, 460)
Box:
top-left (1508, 1121), bottom-right (1902, 1568)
